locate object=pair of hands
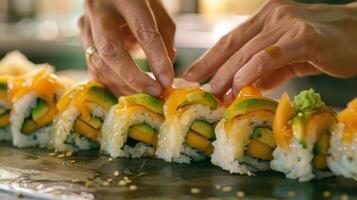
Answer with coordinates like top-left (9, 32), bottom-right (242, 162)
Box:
top-left (78, 0), bottom-right (357, 101)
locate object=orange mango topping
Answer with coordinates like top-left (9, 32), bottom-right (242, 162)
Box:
top-left (57, 81), bottom-right (103, 121)
top-left (273, 92), bottom-right (295, 149)
top-left (9, 67), bottom-right (65, 107)
top-left (163, 87), bottom-right (202, 118)
top-left (337, 97), bottom-right (357, 143)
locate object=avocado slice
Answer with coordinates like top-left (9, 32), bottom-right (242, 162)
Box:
top-left (291, 114), bottom-right (306, 148)
top-left (190, 120), bottom-right (215, 139)
top-left (251, 127), bottom-right (276, 148)
top-left (128, 124), bottom-right (157, 145)
top-left (86, 86), bottom-right (117, 110)
top-left (0, 107), bottom-right (8, 116)
top-left (88, 116), bottom-right (103, 129)
top-left (120, 93), bottom-right (163, 114)
top-left (314, 132), bottom-right (330, 155)
top-left (21, 119), bottom-right (37, 134)
top-left (0, 82), bottom-right (7, 98)
top-left (31, 99), bottom-right (49, 122)
top-left (181, 91), bottom-right (217, 110)
top-left (224, 98), bottom-right (277, 121)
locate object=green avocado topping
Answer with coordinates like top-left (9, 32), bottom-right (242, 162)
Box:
top-left (293, 89), bottom-right (325, 113)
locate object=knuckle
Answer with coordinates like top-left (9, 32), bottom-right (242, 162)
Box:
top-left (296, 22), bottom-right (319, 57)
top-left (274, 5), bottom-right (293, 20)
top-left (134, 18), bottom-right (161, 44)
top-left (217, 32), bottom-right (236, 51)
top-left (77, 15), bottom-right (86, 29)
top-left (96, 40), bottom-right (118, 58)
top-left (250, 54), bottom-right (268, 68)
top-left (84, 0), bottom-right (95, 11)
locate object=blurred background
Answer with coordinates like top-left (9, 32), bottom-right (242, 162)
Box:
top-left (0, 0), bottom-right (356, 106)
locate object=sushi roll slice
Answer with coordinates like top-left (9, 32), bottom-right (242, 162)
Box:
top-left (271, 89), bottom-right (338, 182)
top-left (8, 67), bottom-right (66, 148)
top-left (0, 75), bottom-right (12, 141)
top-left (211, 86), bottom-right (278, 175)
top-left (156, 88), bottom-right (224, 164)
top-left (328, 98), bottom-right (357, 180)
top-left (50, 81), bottom-right (116, 152)
top-left (101, 93), bottom-right (164, 158)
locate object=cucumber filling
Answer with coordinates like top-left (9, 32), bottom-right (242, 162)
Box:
top-left (312, 131), bottom-right (331, 170)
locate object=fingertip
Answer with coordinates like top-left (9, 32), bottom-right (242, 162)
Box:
top-left (158, 73), bottom-right (173, 89)
top-left (144, 85), bottom-right (163, 97)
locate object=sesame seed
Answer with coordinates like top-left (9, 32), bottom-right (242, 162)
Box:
top-left (236, 191), bottom-right (245, 198)
top-left (129, 185), bottom-right (138, 191)
top-left (215, 184), bottom-right (221, 190)
top-left (57, 154), bottom-right (65, 158)
top-left (287, 191), bottom-right (296, 197)
top-left (191, 188), bottom-right (201, 194)
top-left (65, 151), bottom-right (73, 157)
top-left (70, 160), bottom-right (76, 164)
top-left (322, 191), bottom-right (331, 198)
top-left (49, 152), bottom-right (56, 156)
top-left (108, 157), bottom-right (113, 162)
top-left (71, 178), bottom-right (80, 183)
top-left (222, 186), bottom-right (232, 192)
top-left (85, 181), bottom-right (92, 188)
top-left (118, 180), bottom-right (127, 186)
top-left (107, 178), bottom-right (113, 182)
top-left (341, 194), bottom-right (349, 200)
top-left (123, 176), bottom-right (129, 180)
top-left (114, 171), bottom-right (119, 176)
top-left (102, 181), bottom-right (109, 186)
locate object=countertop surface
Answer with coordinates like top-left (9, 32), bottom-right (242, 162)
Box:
top-left (0, 142), bottom-right (356, 200)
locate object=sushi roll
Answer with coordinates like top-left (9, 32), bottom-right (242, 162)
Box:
top-left (8, 67), bottom-right (66, 148)
top-left (271, 89), bottom-right (337, 182)
top-left (101, 93), bottom-right (164, 158)
top-left (50, 81), bottom-right (116, 152)
top-left (328, 98), bottom-right (357, 180)
top-left (0, 75), bottom-right (12, 141)
top-left (156, 88), bottom-right (224, 164)
top-left (211, 86), bottom-right (278, 175)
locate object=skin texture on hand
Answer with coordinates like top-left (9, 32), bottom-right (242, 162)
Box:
top-left (182, 0), bottom-right (357, 100)
top-left (78, 0), bottom-right (175, 97)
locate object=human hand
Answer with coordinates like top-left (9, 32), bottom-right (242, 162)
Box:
top-left (78, 0), bottom-right (175, 97)
top-left (182, 0), bottom-right (357, 101)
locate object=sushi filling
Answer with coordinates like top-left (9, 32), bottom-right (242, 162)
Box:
top-left (126, 124), bottom-right (158, 148)
top-left (0, 82), bottom-right (11, 141)
top-left (246, 126), bottom-right (276, 161)
top-left (64, 114), bottom-right (103, 150)
top-left (184, 120), bottom-right (215, 157)
top-left (21, 98), bottom-right (55, 135)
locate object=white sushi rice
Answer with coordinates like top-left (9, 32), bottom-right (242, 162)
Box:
top-left (211, 120), bottom-right (270, 175)
top-left (50, 104), bottom-right (103, 152)
top-left (328, 123), bottom-right (357, 180)
top-left (50, 105), bottom-right (80, 151)
top-left (156, 104), bottom-right (224, 164)
top-left (10, 92), bottom-right (52, 148)
top-left (270, 140), bottom-right (315, 182)
top-left (101, 105), bottom-right (163, 158)
top-left (0, 126), bottom-right (12, 141)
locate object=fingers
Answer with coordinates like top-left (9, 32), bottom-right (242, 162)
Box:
top-left (149, 0), bottom-right (176, 62)
top-left (77, 15), bottom-right (136, 96)
top-left (255, 62), bottom-right (321, 91)
top-left (232, 30), bottom-right (314, 95)
top-left (85, 0), bottom-right (164, 97)
top-left (208, 25), bottom-right (288, 98)
top-left (181, 17), bottom-right (262, 82)
top-left (112, 0), bottom-right (174, 88)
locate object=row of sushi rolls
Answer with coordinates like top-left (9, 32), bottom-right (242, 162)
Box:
top-left (0, 53), bottom-right (356, 183)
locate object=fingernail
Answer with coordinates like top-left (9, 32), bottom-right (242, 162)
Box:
top-left (158, 74), bottom-right (171, 88)
top-left (144, 86), bottom-right (161, 97)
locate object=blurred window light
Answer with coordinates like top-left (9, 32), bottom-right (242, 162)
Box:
top-left (212, 16), bottom-right (248, 42)
top-left (38, 20), bottom-right (58, 40)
